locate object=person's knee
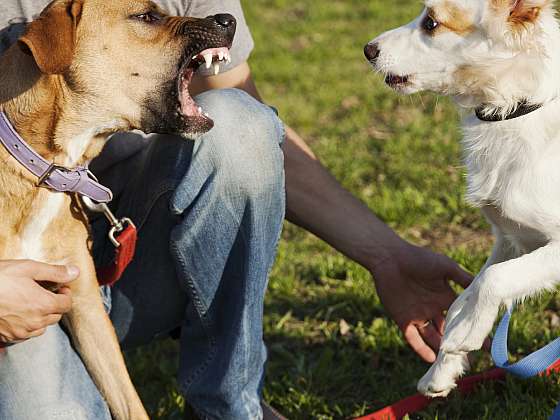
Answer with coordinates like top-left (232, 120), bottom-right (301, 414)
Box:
top-left (194, 88), bottom-right (285, 197)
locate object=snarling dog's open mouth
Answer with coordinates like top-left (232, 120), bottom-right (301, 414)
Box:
top-left (177, 46), bottom-right (232, 130)
top-left (144, 13), bottom-right (237, 137)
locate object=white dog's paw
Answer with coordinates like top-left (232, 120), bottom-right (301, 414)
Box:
top-left (417, 352), bottom-right (469, 397)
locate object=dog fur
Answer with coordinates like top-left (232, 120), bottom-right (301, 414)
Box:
top-left (367, 0), bottom-right (560, 398)
top-left (0, 0), bottom-right (234, 418)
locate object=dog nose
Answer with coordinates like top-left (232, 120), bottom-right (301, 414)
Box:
top-left (364, 42), bottom-right (380, 63)
top-left (213, 14), bottom-right (236, 29)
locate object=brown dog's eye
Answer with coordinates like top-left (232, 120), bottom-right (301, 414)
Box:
top-left (132, 12), bottom-right (161, 24)
top-left (422, 15), bottom-right (439, 32)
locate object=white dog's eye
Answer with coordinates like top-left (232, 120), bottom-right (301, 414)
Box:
top-left (422, 15), bottom-right (439, 33)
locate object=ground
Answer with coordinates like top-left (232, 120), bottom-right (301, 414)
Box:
top-left (125, 0), bottom-right (560, 418)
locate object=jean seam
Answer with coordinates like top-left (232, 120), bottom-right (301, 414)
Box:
top-left (169, 237), bottom-right (218, 394)
top-left (237, 157), bottom-right (285, 417)
top-left (276, 116), bottom-right (286, 146)
top-left (127, 182), bottom-right (177, 231)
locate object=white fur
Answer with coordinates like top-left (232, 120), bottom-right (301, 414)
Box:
top-left (368, 0), bottom-right (560, 397)
top-left (66, 128), bottom-right (97, 166)
top-left (20, 192), bottom-right (65, 261)
top-left (65, 121), bottom-right (121, 166)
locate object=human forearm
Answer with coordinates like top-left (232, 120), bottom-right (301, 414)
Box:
top-left (284, 126), bottom-right (474, 362)
top-left (284, 127), bottom-right (409, 272)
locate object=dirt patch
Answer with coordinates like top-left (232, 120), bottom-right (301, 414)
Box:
top-left (405, 224), bottom-right (494, 252)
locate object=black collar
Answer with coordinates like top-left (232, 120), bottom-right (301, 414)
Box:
top-left (475, 100), bottom-right (543, 122)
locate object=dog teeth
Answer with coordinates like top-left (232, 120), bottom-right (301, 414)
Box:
top-left (198, 106), bottom-right (203, 113)
top-left (194, 48), bottom-right (231, 70)
top-left (204, 53), bottom-right (213, 69)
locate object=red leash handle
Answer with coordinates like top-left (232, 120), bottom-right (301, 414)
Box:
top-left (81, 197), bottom-right (138, 287)
top-left (97, 223), bottom-right (137, 286)
top-left (356, 360), bottom-right (560, 420)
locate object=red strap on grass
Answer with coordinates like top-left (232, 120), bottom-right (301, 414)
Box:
top-left (97, 224), bottom-right (137, 286)
top-left (356, 360), bottom-right (560, 420)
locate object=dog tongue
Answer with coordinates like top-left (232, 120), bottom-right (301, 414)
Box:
top-left (178, 67), bottom-right (200, 117)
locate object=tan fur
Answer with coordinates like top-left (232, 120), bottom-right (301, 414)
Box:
top-left (19, 0), bottom-right (84, 74)
top-left (430, 2), bottom-right (474, 36)
top-left (452, 65), bottom-right (489, 100)
top-left (0, 0), bottom-right (231, 418)
top-left (491, 0), bottom-right (550, 27)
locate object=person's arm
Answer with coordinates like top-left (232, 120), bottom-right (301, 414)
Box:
top-left (0, 260), bottom-right (77, 344)
top-left (190, 65), bottom-right (473, 363)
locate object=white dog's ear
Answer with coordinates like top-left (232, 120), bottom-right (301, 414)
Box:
top-left (505, 0), bottom-right (549, 25)
top-left (18, 0), bottom-right (83, 74)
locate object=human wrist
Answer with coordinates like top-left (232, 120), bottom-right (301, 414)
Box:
top-left (360, 233), bottom-right (413, 276)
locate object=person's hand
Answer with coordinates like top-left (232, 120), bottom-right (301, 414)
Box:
top-left (0, 260), bottom-right (79, 345)
top-left (372, 244), bottom-right (473, 363)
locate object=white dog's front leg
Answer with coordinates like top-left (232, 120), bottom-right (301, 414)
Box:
top-left (419, 241), bottom-right (560, 397)
top-left (445, 231), bottom-right (515, 325)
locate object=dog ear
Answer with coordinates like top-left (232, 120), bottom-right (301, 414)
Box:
top-left (18, 0), bottom-right (83, 75)
top-left (508, 0), bottom-right (546, 25)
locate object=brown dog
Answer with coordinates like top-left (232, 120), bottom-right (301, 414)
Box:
top-left (0, 0), bottom-right (236, 418)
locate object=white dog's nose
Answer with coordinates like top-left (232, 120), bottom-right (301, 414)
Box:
top-left (364, 42), bottom-right (380, 63)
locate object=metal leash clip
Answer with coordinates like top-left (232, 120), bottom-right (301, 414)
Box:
top-left (82, 196), bottom-right (136, 247)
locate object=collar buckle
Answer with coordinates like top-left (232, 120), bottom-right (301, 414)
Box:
top-left (37, 162), bottom-right (67, 187)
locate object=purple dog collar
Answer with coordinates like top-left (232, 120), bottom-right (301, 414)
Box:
top-left (0, 111), bottom-right (113, 203)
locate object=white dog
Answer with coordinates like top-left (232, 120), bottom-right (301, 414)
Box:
top-left (366, 0), bottom-right (560, 398)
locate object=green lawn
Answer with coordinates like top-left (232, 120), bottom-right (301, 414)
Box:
top-left (126, 1), bottom-right (560, 418)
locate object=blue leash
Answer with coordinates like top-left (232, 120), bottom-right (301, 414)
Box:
top-left (492, 306), bottom-right (560, 419)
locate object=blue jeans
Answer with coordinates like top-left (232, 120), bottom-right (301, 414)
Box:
top-left (0, 89), bottom-right (286, 420)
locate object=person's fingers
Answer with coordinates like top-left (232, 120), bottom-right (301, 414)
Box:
top-left (482, 337), bottom-right (492, 352)
top-left (403, 324), bottom-right (436, 363)
top-left (42, 291), bottom-right (73, 315)
top-left (27, 328), bottom-right (47, 339)
top-left (418, 322), bottom-right (442, 353)
top-left (57, 287), bottom-right (72, 297)
top-left (17, 261), bottom-right (79, 284)
top-left (43, 313), bottom-right (63, 327)
top-left (446, 262), bottom-right (473, 289)
top-left (434, 314), bottom-right (446, 336)
top-left (440, 284), bottom-right (458, 311)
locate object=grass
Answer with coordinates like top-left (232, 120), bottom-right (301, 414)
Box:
top-left (125, 1), bottom-right (560, 418)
